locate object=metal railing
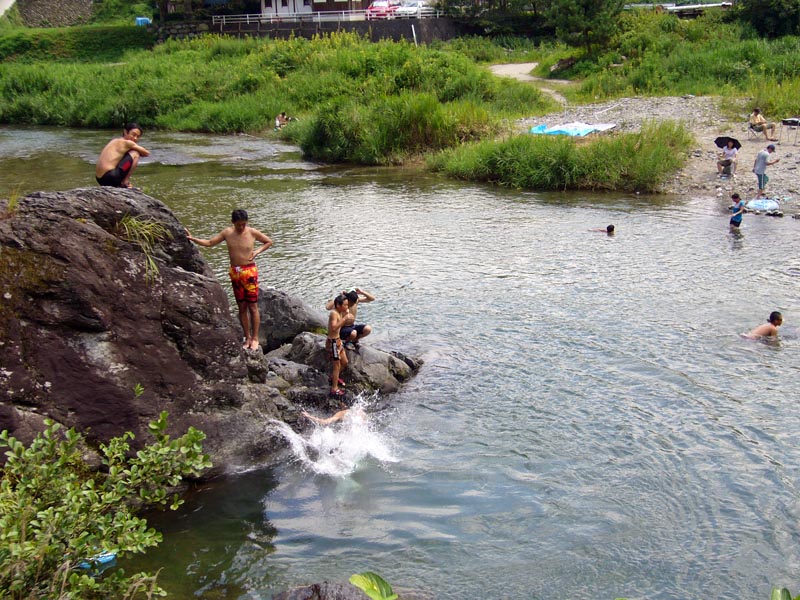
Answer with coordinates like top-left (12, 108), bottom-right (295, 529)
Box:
top-left (211, 8), bottom-right (441, 25)
top-left (212, 10), bottom-right (365, 24)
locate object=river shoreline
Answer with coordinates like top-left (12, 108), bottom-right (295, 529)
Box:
top-left (491, 63), bottom-right (798, 209)
top-left (520, 95), bottom-right (799, 205)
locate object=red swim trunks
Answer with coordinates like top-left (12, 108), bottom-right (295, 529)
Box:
top-left (229, 263), bottom-right (259, 303)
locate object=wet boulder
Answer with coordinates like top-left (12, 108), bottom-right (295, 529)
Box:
top-left (258, 288), bottom-right (327, 351)
top-left (0, 188), bottom-right (421, 474)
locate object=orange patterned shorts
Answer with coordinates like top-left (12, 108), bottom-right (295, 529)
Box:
top-left (229, 263), bottom-right (259, 303)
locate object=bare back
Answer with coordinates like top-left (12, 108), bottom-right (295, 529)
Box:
top-left (96, 138), bottom-right (145, 177)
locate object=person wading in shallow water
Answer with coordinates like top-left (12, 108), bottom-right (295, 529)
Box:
top-left (95, 123), bottom-right (150, 189)
top-left (185, 209), bottom-right (273, 351)
top-left (746, 311), bottom-right (783, 339)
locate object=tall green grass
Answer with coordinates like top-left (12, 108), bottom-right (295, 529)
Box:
top-left (557, 11), bottom-right (800, 118)
top-left (428, 121), bottom-right (694, 193)
top-left (0, 25), bottom-right (154, 62)
top-left (0, 32), bottom-right (555, 164)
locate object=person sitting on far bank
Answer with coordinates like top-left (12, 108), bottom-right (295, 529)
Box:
top-left (275, 112), bottom-right (289, 130)
top-left (325, 288), bottom-right (376, 350)
top-left (589, 225), bottom-right (615, 235)
top-left (717, 139), bottom-right (738, 177)
top-left (95, 122), bottom-right (150, 189)
top-left (749, 108), bottom-right (778, 142)
top-left (746, 311), bottom-right (783, 339)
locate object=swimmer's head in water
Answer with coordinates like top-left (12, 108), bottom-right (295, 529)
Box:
top-left (606, 224), bottom-right (615, 233)
top-left (769, 311), bottom-right (783, 325)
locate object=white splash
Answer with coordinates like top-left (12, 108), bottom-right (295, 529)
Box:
top-left (269, 398), bottom-right (398, 478)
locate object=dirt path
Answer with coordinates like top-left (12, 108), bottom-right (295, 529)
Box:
top-left (488, 62), bottom-right (570, 106)
top-left (489, 63), bottom-right (799, 205)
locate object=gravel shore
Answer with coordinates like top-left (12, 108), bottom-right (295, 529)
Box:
top-left (489, 65), bottom-right (797, 207)
top-left (518, 95), bottom-right (799, 205)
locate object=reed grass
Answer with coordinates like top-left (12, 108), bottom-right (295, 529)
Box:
top-left (115, 214), bottom-right (172, 282)
top-left (428, 121), bottom-right (694, 193)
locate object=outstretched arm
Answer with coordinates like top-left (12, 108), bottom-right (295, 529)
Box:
top-left (185, 227), bottom-right (227, 248)
top-left (302, 409), bottom-right (349, 425)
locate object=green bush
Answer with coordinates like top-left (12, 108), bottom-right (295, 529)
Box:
top-left (0, 25), bottom-right (154, 62)
top-left (0, 412), bottom-right (211, 599)
top-left (428, 120), bottom-right (693, 193)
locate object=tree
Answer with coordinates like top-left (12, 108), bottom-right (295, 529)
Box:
top-left (547, 0), bottom-right (625, 55)
top-left (0, 412), bottom-right (212, 599)
top-left (733, 0), bottom-right (800, 37)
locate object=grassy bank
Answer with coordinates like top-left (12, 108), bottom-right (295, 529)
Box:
top-left (428, 121), bottom-right (693, 193)
top-left (0, 25), bottom-right (154, 62)
top-left (0, 32), bottom-right (554, 164)
top-left (535, 11), bottom-right (800, 119)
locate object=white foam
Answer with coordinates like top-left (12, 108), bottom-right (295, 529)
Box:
top-left (268, 397), bottom-right (398, 478)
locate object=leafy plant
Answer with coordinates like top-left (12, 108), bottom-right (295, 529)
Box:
top-left (771, 588), bottom-right (800, 600)
top-left (115, 214), bottom-right (172, 283)
top-left (0, 411), bottom-right (212, 599)
top-left (349, 572), bottom-right (398, 600)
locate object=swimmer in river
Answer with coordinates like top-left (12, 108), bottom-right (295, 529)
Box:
top-left (589, 225), bottom-right (615, 235)
top-left (745, 311), bottom-right (783, 339)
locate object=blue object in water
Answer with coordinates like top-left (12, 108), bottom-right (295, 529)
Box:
top-left (135, 17), bottom-right (152, 26)
top-left (746, 198), bottom-right (780, 212)
top-left (78, 551), bottom-right (117, 571)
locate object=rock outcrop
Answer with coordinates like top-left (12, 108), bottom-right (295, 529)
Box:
top-left (0, 188), bottom-right (420, 474)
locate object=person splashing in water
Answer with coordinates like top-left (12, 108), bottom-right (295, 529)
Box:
top-left (269, 397), bottom-right (397, 477)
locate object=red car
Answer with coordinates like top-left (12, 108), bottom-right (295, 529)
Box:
top-left (366, 0), bottom-right (401, 19)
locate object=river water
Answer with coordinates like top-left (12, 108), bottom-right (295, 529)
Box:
top-left (3, 126), bottom-right (800, 599)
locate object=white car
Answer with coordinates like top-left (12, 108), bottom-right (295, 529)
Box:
top-left (395, 0), bottom-right (435, 18)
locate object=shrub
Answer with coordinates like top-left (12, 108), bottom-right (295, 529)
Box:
top-left (428, 120), bottom-right (693, 193)
top-left (0, 412), bottom-right (211, 599)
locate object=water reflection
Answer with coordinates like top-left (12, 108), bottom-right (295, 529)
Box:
top-left (2, 126), bottom-right (800, 600)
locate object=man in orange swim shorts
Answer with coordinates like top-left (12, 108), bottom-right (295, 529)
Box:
top-left (186, 209), bottom-right (273, 351)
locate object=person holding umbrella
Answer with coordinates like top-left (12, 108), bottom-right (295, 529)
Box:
top-left (715, 136), bottom-right (740, 178)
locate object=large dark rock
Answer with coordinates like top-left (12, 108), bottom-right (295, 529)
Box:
top-left (0, 188), bottom-right (420, 474)
top-left (258, 288), bottom-right (327, 352)
top-left (275, 332), bottom-right (418, 394)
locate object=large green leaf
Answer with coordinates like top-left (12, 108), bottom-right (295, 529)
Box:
top-left (771, 588), bottom-right (793, 600)
top-left (349, 571), bottom-right (399, 600)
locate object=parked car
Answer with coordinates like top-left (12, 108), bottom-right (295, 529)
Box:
top-left (366, 0), bottom-right (401, 19)
top-left (395, 0), bottom-right (435, 17)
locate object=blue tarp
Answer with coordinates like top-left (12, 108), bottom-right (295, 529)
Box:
top-left (746, 198), bottom-right (780, 211)
top-left (530, 122), bottom-right (616, 137)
